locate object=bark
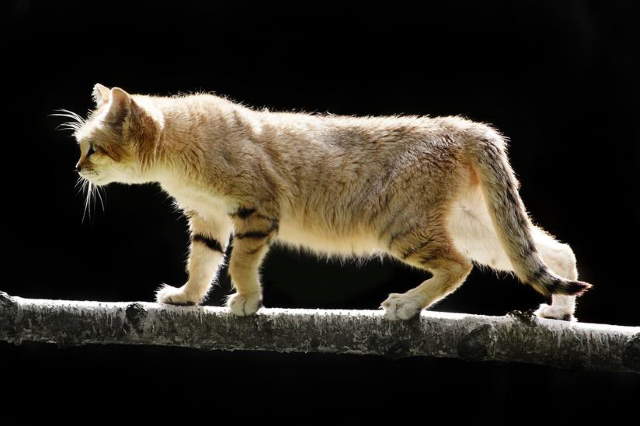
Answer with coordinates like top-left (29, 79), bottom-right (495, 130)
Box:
top-left (1, 291), bottom-right (639, 373)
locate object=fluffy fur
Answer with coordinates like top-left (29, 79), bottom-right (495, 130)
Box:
top-left (68, 84), bottom-right (591, 321)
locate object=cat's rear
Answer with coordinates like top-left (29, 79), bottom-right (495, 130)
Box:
top-left (251, 112), bottom-right (591, 320)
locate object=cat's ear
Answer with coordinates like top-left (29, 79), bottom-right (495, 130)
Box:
top-left (92, 83), bottom-right (111, 108)
top-left (104, 87), bottom-right (131, 125)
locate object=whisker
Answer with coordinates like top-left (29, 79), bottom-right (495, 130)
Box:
top-left (75, 176), bottom-right (107, 223)
top-left (81, 180), bottom-right (87, 223)
top-left (89, 182), bottom-right (97, 222)
top-left (95, 185), bottom-right (106, 213)
top-left (74, 177), bottom-right (83, 191)
top-left (90, 182), bottom-right (98, 215)
top-left (82, 180), bottom-right (92, 224)
top-left (50, 108), bottom-right (86, 134)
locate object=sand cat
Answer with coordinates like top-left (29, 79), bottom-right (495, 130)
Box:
top-left (66, 84), bottom-right (591, 321)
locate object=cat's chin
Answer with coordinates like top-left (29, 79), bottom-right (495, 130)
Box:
top-left (91, 177), bottom-right (151, 186)
top-left (83, 176), bottom-right (110, 186)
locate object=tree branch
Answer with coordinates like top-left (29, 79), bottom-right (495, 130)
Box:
top-left (1, 291), bottom-right (638, 373)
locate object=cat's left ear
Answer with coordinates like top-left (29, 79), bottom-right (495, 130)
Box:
top-left (92, 83), bottom-right (111, 108)
top-left (104, 87), bottom-right (132, 125)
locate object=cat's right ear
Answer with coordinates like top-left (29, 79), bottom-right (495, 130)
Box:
top-left (92, 83), bottom-right (110, 108)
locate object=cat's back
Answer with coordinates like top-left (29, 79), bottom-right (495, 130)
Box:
top-left (155, 93), bottom-right (476, 151)
top-left (256, 108), bottom-right (475, 151)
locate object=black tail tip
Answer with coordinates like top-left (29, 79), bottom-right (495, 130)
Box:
top-left (563, 280), bottom-right (593, 296)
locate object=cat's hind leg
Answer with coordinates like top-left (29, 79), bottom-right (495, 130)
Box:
top-left (382, 227), bottom-right (473, 320)
top-left (531, 227), bottom-right (579, 321)
top-left (449, 199), bottom-right (580, 321)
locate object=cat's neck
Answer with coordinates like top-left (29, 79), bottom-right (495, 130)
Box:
top-left (147, 95), bottom-right (255, 194)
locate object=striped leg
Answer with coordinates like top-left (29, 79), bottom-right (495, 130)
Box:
top-left (226, 206), bottom-right (279, 316)
top-left (383, 224), bottom-right (473, 320)
top-left (156, 214), bottom-right (232, 305)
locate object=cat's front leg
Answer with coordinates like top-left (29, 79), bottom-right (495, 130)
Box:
top-left (156, 213), bottom-right (232, 306)
top-left (226, 206), bottom-right (279, 316)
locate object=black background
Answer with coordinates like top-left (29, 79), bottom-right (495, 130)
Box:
top-left (1, 1), bottom-right (638, 425)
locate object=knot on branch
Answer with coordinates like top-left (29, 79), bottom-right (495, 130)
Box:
top-left (458, 323), bottom-right (495, 361)
top-left (623, 333), bottom-right (640, 372)
top-left (0, 292), bottom-right (19, 343)
top-left (125, 303), bottom-right (147, 334)
top-left (0, 291), bottom-right (18, 319)
top-left (383, 340), bottom-right (413, 359)
top-left (506, 309), bottom-right (539, 327)
top-left (0, 291), bottom-right (16, 305)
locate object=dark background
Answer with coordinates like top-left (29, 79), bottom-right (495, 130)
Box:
top-left (1, 1), bottom-right (638, 424)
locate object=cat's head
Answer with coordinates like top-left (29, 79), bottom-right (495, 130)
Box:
top-left (70, 84), bottom-right (163, 186)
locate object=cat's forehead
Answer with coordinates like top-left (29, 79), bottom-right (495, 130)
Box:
top-left (74, 117), bottom-right (102, 144)
top-left (75, 102), bottom-right (116, 142)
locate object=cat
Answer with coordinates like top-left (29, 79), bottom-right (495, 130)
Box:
top-left (66, 83), bottom-right (591, 321)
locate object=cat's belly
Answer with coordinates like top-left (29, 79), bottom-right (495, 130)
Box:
top-left (276, 219), bottom-right (383, 257)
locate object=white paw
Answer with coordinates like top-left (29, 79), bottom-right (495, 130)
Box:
top-left (381, 293), bottom-right (423, 321)
top-left (155, 284), bottom-right (201, 306)
top-left (534, 303), bottom-right (576, 322)
top-left (227, 292), bottom-right (262, 316)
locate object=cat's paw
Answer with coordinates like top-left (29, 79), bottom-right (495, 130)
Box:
top-left (381, 293), bottom-right (423, 321)
top-left (534, 303), bottom-right (576, 322)
top-left (155, 284), bottom-right (201, 306)
top-left (227, 292), bottom-right (263, 316)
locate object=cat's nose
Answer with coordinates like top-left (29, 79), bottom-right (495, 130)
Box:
top-left (75, 164), bottom-right (82, 173)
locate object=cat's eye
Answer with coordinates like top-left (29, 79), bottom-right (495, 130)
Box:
top-left (87, 144), bottom-right (96, 156)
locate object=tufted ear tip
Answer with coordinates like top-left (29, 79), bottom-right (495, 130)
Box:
top-left (110, 87), bottom-right (130, 100)
top-left (92, 83), bottom-right (110, 107)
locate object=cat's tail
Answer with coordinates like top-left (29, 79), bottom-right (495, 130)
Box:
top-left (465, 127), bottom-right (591, 297)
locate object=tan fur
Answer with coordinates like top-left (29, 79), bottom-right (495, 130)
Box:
top-left (69, 84), bottom-right (591, 320)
